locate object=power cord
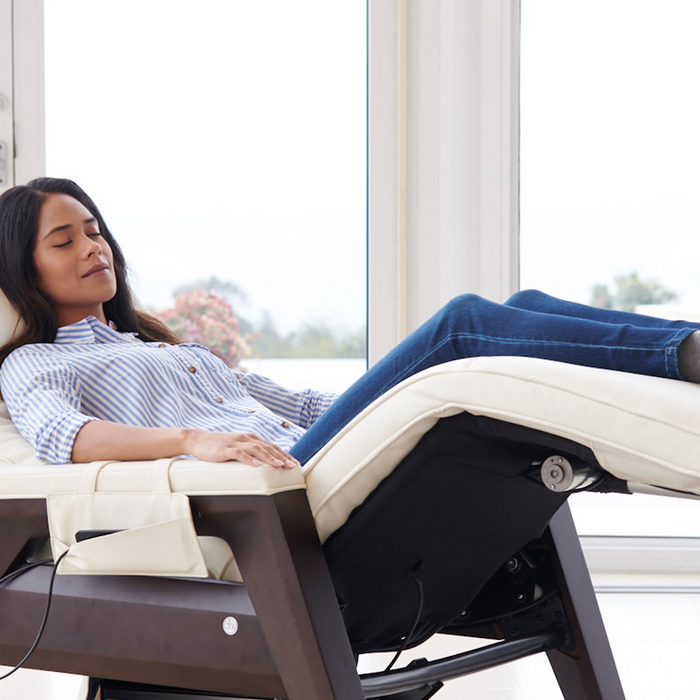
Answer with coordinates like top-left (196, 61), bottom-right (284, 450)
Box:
top-left (0, 548), bottom-right (70, 681)
top-left (384, 568), bottom-right (425, 672)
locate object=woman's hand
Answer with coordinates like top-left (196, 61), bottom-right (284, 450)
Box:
top-left (182, 429), bottom-right (300, 469)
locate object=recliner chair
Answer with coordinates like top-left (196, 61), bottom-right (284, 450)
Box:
top-left (1, 292), bottom-right (699, 700)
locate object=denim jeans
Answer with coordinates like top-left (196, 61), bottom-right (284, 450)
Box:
top-left (289, 290), bottom-right (699, 464)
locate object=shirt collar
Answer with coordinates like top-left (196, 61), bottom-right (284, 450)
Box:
top-left (53, 316), bottom-right (140, 345)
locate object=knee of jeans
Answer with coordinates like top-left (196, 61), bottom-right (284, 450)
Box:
top-left (434, 294), bottom-right (490, 326)
top-left (442, 293), bottom-right (486, 316)
top-left (504, 289), bottom-right (546, 308)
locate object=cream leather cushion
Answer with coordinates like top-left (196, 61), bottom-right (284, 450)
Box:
top-left (0, 292), bottom-right (22, 348)
top-left (303, 356), bottom-right (700, 542)
top-left (0, 435), bottom-right (305, 581)
top-left (0, 402), bottom-right (40, 465)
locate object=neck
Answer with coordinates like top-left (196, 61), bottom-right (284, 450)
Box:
top-left (57, 306), bottom-right (108, 327)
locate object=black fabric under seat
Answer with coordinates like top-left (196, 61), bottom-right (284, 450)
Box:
top-left (323, 411), bottom-right (627, 656)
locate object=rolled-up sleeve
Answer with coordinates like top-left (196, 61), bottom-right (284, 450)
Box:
top-left (1, 352), bottom-right (98, 464)
top-left (235, 371), bottom-right (338, 429)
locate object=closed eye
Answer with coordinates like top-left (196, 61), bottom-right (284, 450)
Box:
top-left (52, 231), bottom-right (101, 248)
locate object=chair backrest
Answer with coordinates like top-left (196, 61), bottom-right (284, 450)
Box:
top-left (0, 291), bottom-right (36, 463)
top-left (0, 290), bottom-right (21, 347)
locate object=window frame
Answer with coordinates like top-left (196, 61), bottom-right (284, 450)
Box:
top-left (0, 0), bottom-right (14, 189)
top-left (9, 0), bottom-right (44, 186)
top-left (368, 0), bottom-right (520, 363)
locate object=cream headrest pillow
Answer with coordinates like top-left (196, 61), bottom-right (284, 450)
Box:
top-left (0, 291), bottom-right (23, 347)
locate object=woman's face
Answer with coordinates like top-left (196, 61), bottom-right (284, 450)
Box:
top-left (33, 193), bottom-right (117, 326)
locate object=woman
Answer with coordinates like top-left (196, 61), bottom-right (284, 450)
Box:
top-left (1, 177), bottom-right (700, 467)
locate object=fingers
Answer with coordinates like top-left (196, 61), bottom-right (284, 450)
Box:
top-left (185, 429), bottom-right (301, 469)
top-left (229, 434), bottom-right (300, 469)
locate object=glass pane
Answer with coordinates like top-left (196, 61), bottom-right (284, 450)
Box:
top-left (43, 0), bottom-right (367, 392)
top-left (520, 0), bottom-right (700, 535)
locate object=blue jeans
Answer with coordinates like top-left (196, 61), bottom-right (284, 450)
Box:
top-left (289, 290), bottom-right (699, 464)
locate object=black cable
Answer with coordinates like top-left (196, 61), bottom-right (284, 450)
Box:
top-left (0, 558), bottom-right (54, 586)
top-left (0, 549), bottom-right (70, 682)
top-left (384, 569), bottom-right (425, 672)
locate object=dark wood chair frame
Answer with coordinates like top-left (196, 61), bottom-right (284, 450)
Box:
top-left (0, 415), bottom-right (629, 700)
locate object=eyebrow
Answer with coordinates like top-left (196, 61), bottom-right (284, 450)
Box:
top-left (43, 217), bottom-right (98, 240)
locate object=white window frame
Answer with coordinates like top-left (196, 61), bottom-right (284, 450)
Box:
top-left (8, 0), bottom-right (44, 186)
top-left (0, 0), bottom-right (14, 191)
top-left (368, 0), bottom-right (520, 363)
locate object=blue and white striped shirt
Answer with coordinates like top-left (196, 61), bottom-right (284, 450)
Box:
top-left (0, 316), bottom-right (338, 464)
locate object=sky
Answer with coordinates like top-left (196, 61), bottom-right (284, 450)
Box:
top-left (44, 0), bottom-right (367, 334)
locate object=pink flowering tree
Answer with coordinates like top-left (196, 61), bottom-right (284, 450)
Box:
top-left (156, 289), bottom-right (252, 368)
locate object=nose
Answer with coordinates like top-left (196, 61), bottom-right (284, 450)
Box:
top-left (80, 234), bottom-right (102, 258)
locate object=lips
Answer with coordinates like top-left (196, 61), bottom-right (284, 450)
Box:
top-left (82, 262), bottom-right (110, 278)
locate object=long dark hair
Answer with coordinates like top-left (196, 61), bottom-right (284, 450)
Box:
top-left (0, 177), bottom-right (179, 365)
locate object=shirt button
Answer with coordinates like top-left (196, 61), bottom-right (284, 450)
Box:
top-left (281, 421), bottom-right (290, 428)
top-left (248, 409), bottom-right (256, 414)
top-left (158, 343), bottom-right (166, 348)
top-left (214, 397), bottom-right (223, 404)
top-left (188, 366), bottom-right (197, 373)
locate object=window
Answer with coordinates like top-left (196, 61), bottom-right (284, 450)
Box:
top-left (42, 0), bottom-right (367, 391)
top-left (521, 0), bottom-right (700, 535)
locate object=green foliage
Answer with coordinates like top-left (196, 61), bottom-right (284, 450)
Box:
top-left (590, 272), bottom-right (677, 312)
top-left (159, 281), bottom-right (366, 360)
top-left (251, 313), bottom-right (365, 359)
top-left (284, 321), bottom-right (365, 359)
top-left (589, 284), bottom-right (613, 310)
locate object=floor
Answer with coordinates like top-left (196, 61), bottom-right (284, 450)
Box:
top-left (0, 575), bottom-right (698, 699)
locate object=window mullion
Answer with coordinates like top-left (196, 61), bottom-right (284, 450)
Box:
top-left (11, 0), bottom-right (45, 184)
top-left (368, 0), bottom-right (519, 365)
top-left (0, 0), bottom-right (14, 190)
